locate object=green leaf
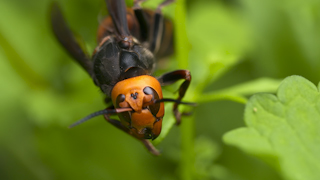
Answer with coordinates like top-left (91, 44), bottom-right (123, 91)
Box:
top-left (224, 75), bottom-right (320, 180)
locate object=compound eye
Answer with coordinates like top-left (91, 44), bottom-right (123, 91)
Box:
top-left (115, 94), bottom-right (131, 122)
top-left (143, 87), bottom-right (154, 96)
top-left (116, 94), bottom-right (126, 106)
top-left (143, 87), bottom-right (160, 116)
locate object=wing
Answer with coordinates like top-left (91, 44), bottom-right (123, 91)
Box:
top-left (105, 0), bottom-right (131, 37)
top-left (50, 2), bottom-right (93, 76)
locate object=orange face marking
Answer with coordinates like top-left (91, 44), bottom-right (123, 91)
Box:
top-left (111, 75), bottom-right (165, 139)
top-left (111, 75), bottom-right (163, 109)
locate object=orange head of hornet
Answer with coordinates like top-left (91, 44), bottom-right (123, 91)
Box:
top-left (111, 75), bottom-right (164, 140)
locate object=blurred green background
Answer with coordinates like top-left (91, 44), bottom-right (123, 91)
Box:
top-left (1, 0), bottom-right (320, 179)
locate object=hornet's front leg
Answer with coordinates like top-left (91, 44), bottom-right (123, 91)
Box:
top-left (157, 70), bottom-right (191, 125)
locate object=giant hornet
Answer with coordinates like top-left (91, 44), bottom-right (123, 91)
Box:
top-left (50, 0), bottom-right (193, 155)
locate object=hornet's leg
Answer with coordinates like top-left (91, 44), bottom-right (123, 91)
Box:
top-left (157, 70), bottom-right (191, 125)
top-left (149, 0), bottom-right (175, 53)
top-left (103, 106), bottom-right (160, 156)
top-left (133, 0), bottom-right (149, 42)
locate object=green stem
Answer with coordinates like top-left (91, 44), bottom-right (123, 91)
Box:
top-left (197, 93), bottom-right (248, 104)
top-left (180, 115), bottom-right (194, 180)
top-left (175, 0), bottom-right (190, 69)
top-left (174, 0), bottom-right (194, 179)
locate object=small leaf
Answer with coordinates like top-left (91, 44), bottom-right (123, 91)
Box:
top-left (224, 75), bottom-right (320, 180)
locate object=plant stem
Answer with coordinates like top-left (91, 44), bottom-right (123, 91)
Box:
top-left (175, 0), bottom-right (190, 69)
top-left (174, 0), bottom-right (194, 179)
top-left (197, 93), bottom-right (248, 104)
top-left (180, 115), bottom-right (194, 180)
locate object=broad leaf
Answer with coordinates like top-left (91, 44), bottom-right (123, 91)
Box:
top-left (224, 76), bottom-right (320, 180)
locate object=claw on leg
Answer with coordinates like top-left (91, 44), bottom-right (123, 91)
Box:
top-left (141, 140), bottom-right (161, 156)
